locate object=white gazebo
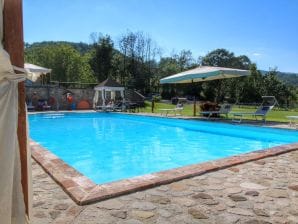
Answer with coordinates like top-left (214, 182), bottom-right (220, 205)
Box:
top-left (24, 63), bottom-right (52, 84)
top-left (93, 77), bottom-right (125, 108)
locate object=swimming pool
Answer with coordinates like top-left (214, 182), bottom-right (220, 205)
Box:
top-left (29, 112), bottom-right (298, 184)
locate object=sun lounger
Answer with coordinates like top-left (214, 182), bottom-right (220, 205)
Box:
top-left (96, 102), bottom-right (124, 112)
top-left (200, 103), bottom-right (232, 119)
top-left (231, 96), bottom-right (277, 123)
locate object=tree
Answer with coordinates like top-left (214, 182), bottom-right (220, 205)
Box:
top-left (89, 35), bottom-right (114, 82)
top-left (200, 49), bottom-right (252, 102)
top-left (117, 31), bottom-right (160, 94)
top-left (25, 43), bottom-right (95, 85)
top-left (262, 69), bottom-right (294, 107)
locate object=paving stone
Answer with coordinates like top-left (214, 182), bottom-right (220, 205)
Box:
top-left (201, 199), bottom-right (219, 205)
top-left (289, 207), bottom-right (298, 216)
top-left (96, 199), bottom-right (124, 210)
top-left (49, 210), bottom-right (61, 219)
top-left (214, 214), bottom-right (240, 224)
top-left (131, 210), bottom-right (155, 219)
top-left (288, 185), bottom-right (298, 191)
top-left (253, 208), bottom-right (270, 217)
top-left (192, 192), bottom-right (213, 199)
top-left (240, 182), bottom-right (269, 190)
top-left (157, 209), bottom-right (172, 218)
top-left (155, 217), bottom-right (172, 224)
top-left (34, 211), bottom-right (47, 218)
top-left (169, 190), bottom-right (192, 197)
top-left (226, 200), bottom-right (237, 207)
top-left (164, 204), bottom-right (183, 214)
top-left (172, 197), bottom-right (196, 207)
top-left (227, 208), bottom-right (254, 216)
top-left (118, 219), bottom-right (144, 224)
top-left (110, 210), bottom-right (127, 219)
top-left (214, 204), bottom-right (226, 211)
top-left (243, 219), bottom-right (272, 224)
top-left (131, 201), bottom-right (157, 211)
top-left (169, 182), bottom-right (188, 191)
top-left (147, 195), bottom-right (171, 204)
top-left (245, 191), bottom-right (260, 196)
top-left (265, 189), bottom-right (288, 198)
top-left (224, 187), bottom-right (242, 194)
top-left (188, 208), bottom-right (208, 219)
top-left (205, 185), bottom-right (225, 190)
top-left (228, 194), bottom-right (248, 201)
top-left (33, 201), bottom-right (45, 207)
top-left (53, 203), bottom-right (69, 210)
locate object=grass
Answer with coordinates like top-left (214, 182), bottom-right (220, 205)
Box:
top-left (138, 101), bottom-right (298, 123)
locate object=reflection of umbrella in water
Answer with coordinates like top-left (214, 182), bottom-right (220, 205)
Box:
top-left (160, 66), bottom-right (250, 116)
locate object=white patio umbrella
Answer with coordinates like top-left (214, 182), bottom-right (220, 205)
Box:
top-left (160, 66), bottom-right (250, 116)
top-left (160, 66), bottom-right (249, 84)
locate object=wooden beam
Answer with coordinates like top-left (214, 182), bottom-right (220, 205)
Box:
top-left (3, 0), bottom-right (28, 216)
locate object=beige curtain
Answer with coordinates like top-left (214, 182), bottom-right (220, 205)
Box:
top-left (93, 90), bottom-right (99, 108)
top-left (0, 0), bottom-right (30, 223)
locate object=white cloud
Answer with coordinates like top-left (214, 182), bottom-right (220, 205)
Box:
top-left (252, 52), bottom-right (261, 57)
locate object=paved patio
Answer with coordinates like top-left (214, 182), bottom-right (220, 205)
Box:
top-left (32, 150), bottom-right (298, 224)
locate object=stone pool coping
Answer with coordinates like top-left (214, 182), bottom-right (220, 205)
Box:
top-left (30, 140), bottom-right (298, 205)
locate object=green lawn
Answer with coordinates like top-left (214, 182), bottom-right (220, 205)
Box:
top-left (138, 101), bottom-right (298, 123)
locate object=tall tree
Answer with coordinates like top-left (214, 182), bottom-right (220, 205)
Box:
top-left (118, 31), bottom-right (160, 93)
top-left (89, 35), bottom-right (114, 82)
top-left (200, 49), bottom-right (252, 102)
top-left (25, 43), bottom-right (95, 84)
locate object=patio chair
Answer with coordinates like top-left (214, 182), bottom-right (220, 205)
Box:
top-left (159, 103), bottom-right (184, 116)
top-left (231, 96), bottom-right (277, 123)
top-left (200, 103), bottom-right (232, 119)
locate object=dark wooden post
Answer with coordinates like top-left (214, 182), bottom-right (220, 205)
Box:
top-left (151, 98), bottom-right (155, 113)
top-left (3, 0), bottom-right (29, 216)
top-left (192, 80), bottom-right (196, 116)
top-left (193, 97), bottom-right (196, 117)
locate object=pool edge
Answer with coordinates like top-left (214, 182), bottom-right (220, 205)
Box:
top-left (30, 140), bottom-right (298, 205)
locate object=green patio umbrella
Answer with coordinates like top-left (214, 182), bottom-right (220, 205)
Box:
top-left (160, 66), bottom-right (250, 116)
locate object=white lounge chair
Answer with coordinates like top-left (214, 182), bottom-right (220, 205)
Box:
top-left (159, 104), bottom-right (183, 116)
top-left (231, 96), bottom-right (277, 123)
top-left (200, 103), bottom-right (232, 119)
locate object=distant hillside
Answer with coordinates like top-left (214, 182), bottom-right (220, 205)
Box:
top-left (276, 72), bottom-right (298, 87)
top-left (25, 41), bottom-right (93, 55)
top-left (260, 70), bottom-right (298, 87)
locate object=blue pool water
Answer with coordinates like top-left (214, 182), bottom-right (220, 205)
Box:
top-left (29, 113), bottom-right (298, 184)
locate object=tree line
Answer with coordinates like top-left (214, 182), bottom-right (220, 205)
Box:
top-left (25, 31), bottom-right (297, 108)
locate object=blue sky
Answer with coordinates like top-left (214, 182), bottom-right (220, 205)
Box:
top-left (24, 0), bottom-right (298, 73)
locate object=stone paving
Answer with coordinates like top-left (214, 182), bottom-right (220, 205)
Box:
top-left (32, 150), bottom-right (298, 224)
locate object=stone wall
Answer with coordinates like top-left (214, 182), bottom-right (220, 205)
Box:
top-left (26, 85), bottom-right (95, 110)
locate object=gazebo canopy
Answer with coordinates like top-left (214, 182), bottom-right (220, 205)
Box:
top-left (93, 77), bottom-right (125, 108)
top-left (94, 77), bottom-right (124, 91)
